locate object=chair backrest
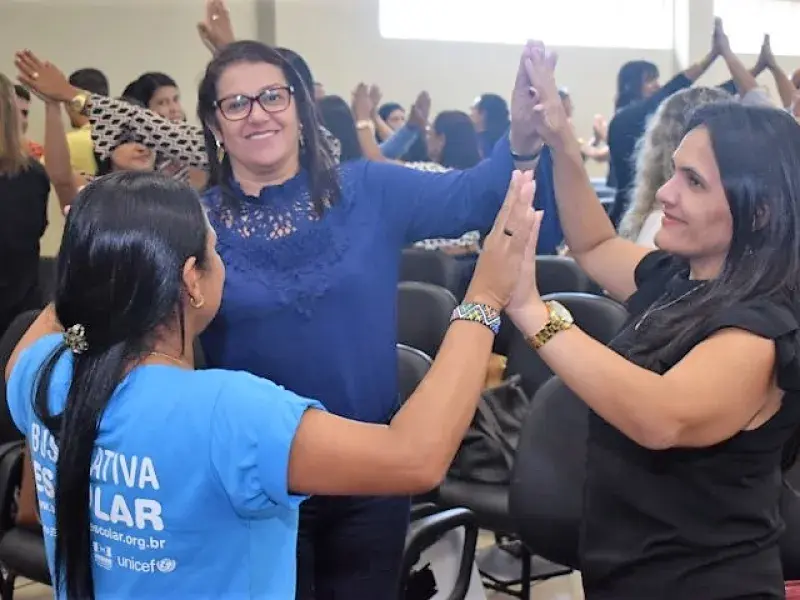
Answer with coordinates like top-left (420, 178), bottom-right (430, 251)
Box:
top-left (535, 256), bottom-right (595, 296)
top-left (510, 380), bottom-right (800, 576)
top-left (493, 257), bottom-right (599, 357)
top-left (0, 310), bottom-right (41, 443)
top-left (400, 249), bottom-right (463, 299)
top-left (508, 376), bottom-right (586, 569)
top-left (504, 292), bottom-right (628, 399)
top-left (397, 344), bottom-right (432, 405)
top-left (397, 282), bottom-right (458, 359)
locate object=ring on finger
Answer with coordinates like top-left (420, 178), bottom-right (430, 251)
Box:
top-left (503, 228), bottom-right (514, 237)
top-left (31, 72), bottom-right (39, 80)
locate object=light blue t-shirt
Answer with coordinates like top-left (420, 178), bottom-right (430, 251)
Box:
top-left (7, 334), bottom-right (323, 599)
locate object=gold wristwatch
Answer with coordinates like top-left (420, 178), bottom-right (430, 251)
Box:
top-left (68, 91), bottom-right (91, 116)
top-left (527, 301), bottom-right (574, 349)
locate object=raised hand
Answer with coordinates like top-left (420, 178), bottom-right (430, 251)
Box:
top-left (592, 114), bottom-right (608, 143)
top-left (757, 34), bottom-right (776, 71)
top-left (368, 85), bottom-right (383, 112)
top-left (351, 83), bottom-right (373, 122)
top-left (408, 91), bottom-right (431, 131)
top-left (465, 170), bottom-right (540, 310)
top-left (713, 17), bottom-right (731, 58)
top-left (15, 50), bottom-right (76, 103)
top-left (522, 42), bottom-right (570, 149)
top-left (510, 41), bottom-right (549, 156)
top-left (198, 0), bottom-right (235, 54)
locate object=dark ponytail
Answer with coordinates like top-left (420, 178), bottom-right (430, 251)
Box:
top-left (33, 171), bottom-right (208, 599)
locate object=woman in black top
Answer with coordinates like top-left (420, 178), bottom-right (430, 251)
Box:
top-left (0, 74), bottom-right (49, 337)
top-left (506, 42), bottom-right (800, 599)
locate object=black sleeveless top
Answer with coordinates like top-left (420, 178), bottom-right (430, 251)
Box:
top-left (581, 251), bottom-right (800, 600)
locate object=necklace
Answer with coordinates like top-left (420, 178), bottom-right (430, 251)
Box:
top-left (147, 351), bottom-right (193, 369)
top-left (634, 283), bottom-right (706, 331)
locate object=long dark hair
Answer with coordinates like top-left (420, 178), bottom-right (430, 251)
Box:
top-left (33, 171), bottom-right (208, 599)
top-left (616, 60), bottom-right (659, 111)
top-left (122, 72), bottom-right (179, 109)
top-left (197, 41), bottom-right (340, 214)
top-left (433, 110), bottom-right (481, 170)
top-left (628, 102), bottom-right (800, 363)
top-left (317, 95), bottom-right (363, 162)
top-left (626, 103), bottom-right (800, 464)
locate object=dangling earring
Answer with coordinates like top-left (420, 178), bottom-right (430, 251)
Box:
top-left (298, 123), bottom-right (306, 149)
top-left (190, 296), bottom-right (205, 309)
top-left (215, 138), bottom-right (226, 163)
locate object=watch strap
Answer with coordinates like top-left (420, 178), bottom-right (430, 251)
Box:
top-left (450, 303), bottom-right (502, 335)
top-left (528, 301), bottom-right (572, 349)
top-left (511, 144), bottom-right (544, 163)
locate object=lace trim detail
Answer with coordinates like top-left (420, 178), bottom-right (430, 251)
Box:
top-left (202, 169), bottom-right (359, 315)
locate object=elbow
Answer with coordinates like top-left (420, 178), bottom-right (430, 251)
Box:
top-left (401, 445), bottom-right (450, 494)
top-left (631, 419), bottom-right (682, 451)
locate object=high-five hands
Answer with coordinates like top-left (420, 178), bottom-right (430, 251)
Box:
top-left (521, 41), bottom-right (570, 149)
top-left (466, 170), bottom-right (542, 311)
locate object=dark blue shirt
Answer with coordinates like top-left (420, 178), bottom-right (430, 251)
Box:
top-left (200, 138), bottom-right (513, 423)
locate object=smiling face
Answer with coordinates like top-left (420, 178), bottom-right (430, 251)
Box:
top-left (210, 61), bottom-right (300, 179)
top-left (654, 127), bottom-right (733, 278)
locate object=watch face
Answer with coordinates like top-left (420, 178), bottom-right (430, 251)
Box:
top-left (549, 301), bottom-right (574, 325)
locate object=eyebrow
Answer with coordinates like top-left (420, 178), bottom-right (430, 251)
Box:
top-left (671, 157), bottom-right (709, 187)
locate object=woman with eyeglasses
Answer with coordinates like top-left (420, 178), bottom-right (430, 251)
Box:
top-left (15, 30), bottom-right (545, 598)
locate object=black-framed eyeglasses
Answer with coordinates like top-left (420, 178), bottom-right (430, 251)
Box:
top-left (213, 85), bottom-right (295, 122)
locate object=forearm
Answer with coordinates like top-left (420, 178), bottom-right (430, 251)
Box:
top-left (373, 113), bottom-right (394, 142)
top-left (769, 64), bottom-right (796, 109)
top-left (357, 128), bottom-right (386, 161)
top-left (684, 51), bottom-right (717, 82)
top-left (86, 94), bottom-right (209, 169)
top-left (551, 133), bottom-right (616, 254)
top-left (722, 51), bottom-right (759, 95)
top-left (389, 306), bottom-right (495, 484)
top-left (43, 102), bottom-right (79, 209)
top-left (514, 303), bottom-right (671, 449)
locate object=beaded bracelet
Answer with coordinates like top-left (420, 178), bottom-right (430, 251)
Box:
top-left (450, 303), bottom-right (502, 335)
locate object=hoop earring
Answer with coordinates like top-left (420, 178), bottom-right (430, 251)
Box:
top-left (190, 296), bottom-right (205, 309)
top-left (215, 138), bottom-right (225, 163)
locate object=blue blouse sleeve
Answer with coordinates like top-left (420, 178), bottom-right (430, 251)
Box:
top-left (379, 125), bottom-right (419, 159)
top-left (366, 135), bottom-right (514, 246)
top-left (209, 372), bottom-right (325, 517)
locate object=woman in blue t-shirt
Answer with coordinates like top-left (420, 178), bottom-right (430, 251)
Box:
top-left (4, 168), bottom-right (540, 599)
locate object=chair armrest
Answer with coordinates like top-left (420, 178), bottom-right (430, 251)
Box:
top-left (0, 441), bottom-right (25, 535)
top-left (400, 507), bottom-right (479, 600)
top-left (410, 502), bottom-right (441, 521)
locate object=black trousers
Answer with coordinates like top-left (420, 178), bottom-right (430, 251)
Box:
top-left (295, 494), bottom-right (411, 599)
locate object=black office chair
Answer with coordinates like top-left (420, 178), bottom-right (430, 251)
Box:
top-left (505, 293), bottom-right (629, 400)
top-left (437, 293), bottom-right (628, 598)
top-left (494, 256), bottom-right (599, 358)
top-left (0, 311), bottom-right (50, 598)
top-left (397, 344), bottom-right (432, 405)
top-left (398, 282), bottom-right (458, 359)
top-left (511, 378), bottom-right (800, 582)
top-left (400, 249), bottom-right (464, 300)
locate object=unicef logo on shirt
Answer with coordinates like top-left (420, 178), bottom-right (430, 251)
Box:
top-left (156, 558), bottom-right (177, 574)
